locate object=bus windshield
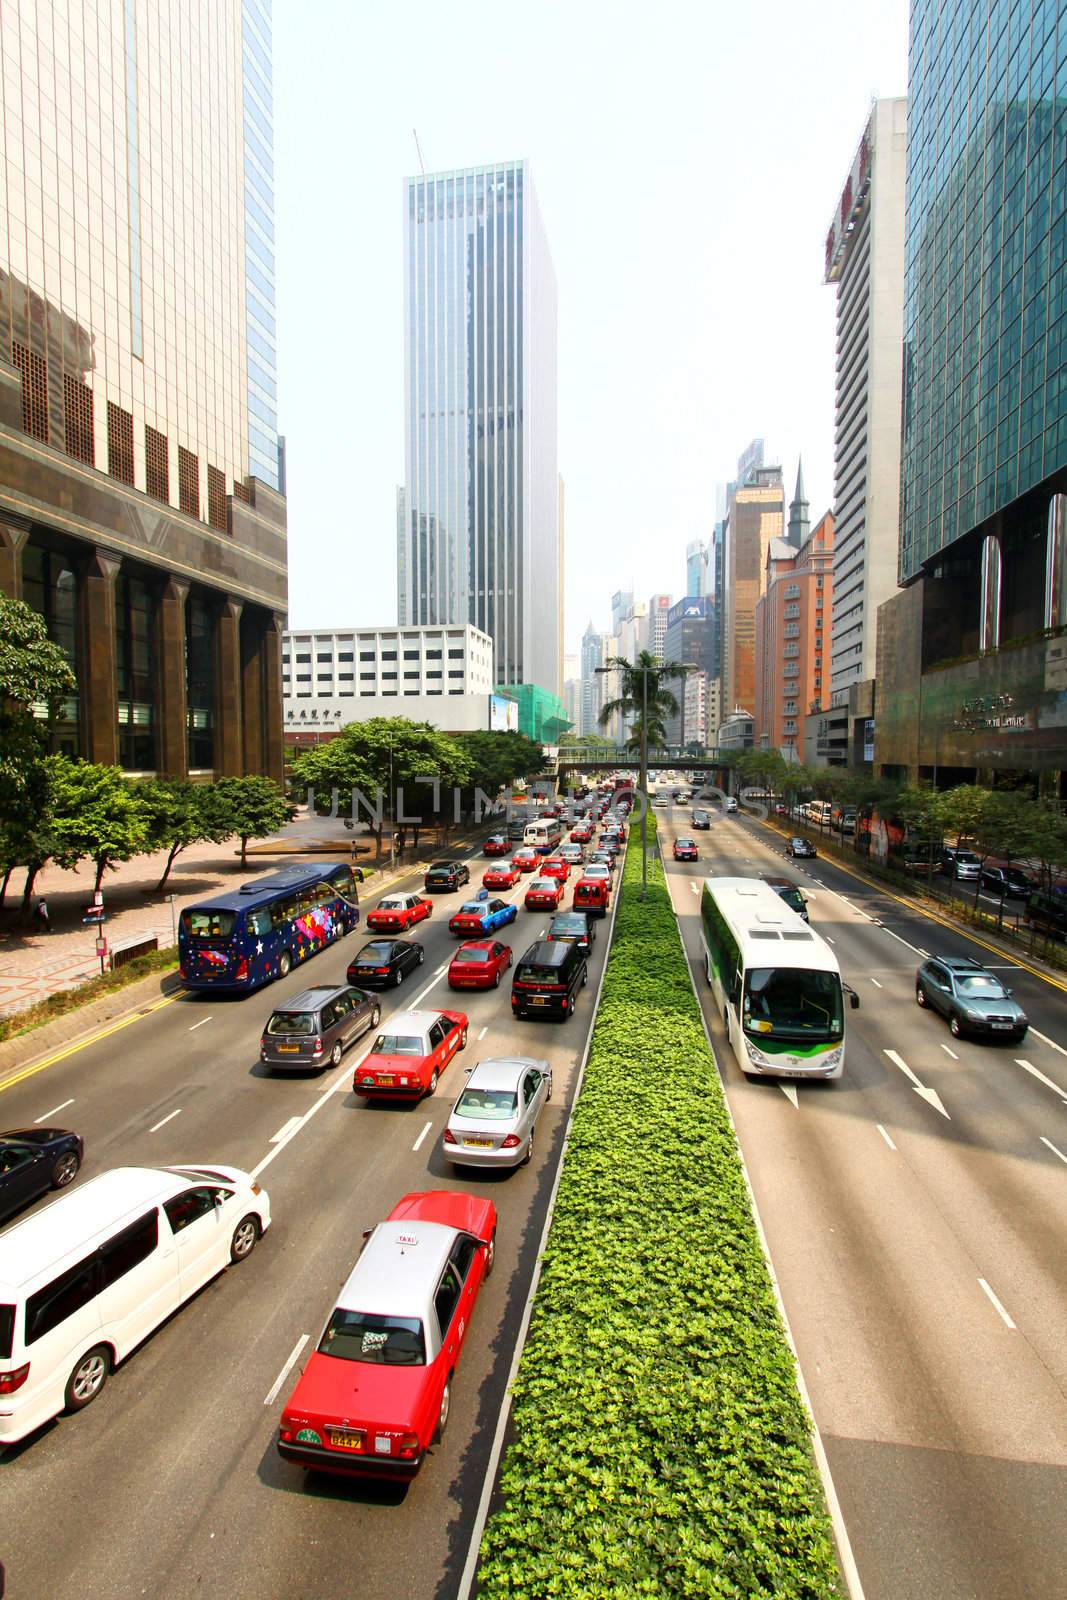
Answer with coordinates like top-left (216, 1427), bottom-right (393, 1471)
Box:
top-left (743, 968), bottom-right (843, 1042)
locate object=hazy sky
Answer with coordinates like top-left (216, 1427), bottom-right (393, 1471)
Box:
top-left (275, 0), bottom-right (909, 658)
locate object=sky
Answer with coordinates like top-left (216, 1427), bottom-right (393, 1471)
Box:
top-left (274, 0), bottom-right (910, 660)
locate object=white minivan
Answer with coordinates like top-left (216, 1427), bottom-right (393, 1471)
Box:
top-left (0, 1164), bottom-right (270, 1445)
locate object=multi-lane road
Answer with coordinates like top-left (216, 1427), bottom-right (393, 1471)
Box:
top-left (0, 845), bottom-right (615, 1600)
top-left (659, 804), bottom-right (1067, 1600)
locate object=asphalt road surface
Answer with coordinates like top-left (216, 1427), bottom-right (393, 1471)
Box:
top-left (0, 843), bottom-right (617, 1600)
top-left (660, 804), bottom-right (1067, 1600)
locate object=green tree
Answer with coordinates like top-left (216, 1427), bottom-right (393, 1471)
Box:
top-left (598, 651), bottom-right (690, 796)
top-left (46, 755), bottom-right (148, 894)
top-left (203, 775), bottom-right (294, 868)
top-left (452, 730), bottom-right (545, 820)
top-left (134, 778), bottom-right (235, 892)
top-left (936, 783), bottom-right (991, 850)
top-left (969, 791), bottom-right (1046, 921)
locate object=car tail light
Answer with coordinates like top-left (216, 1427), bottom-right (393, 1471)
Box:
top-left (251, 1182), bottom-right (262, 1195)
top-left (179, 966), bottom-right (187, 979)
top-left (397, 1432), bottom-right (420, 1460)
top-left (443, 1128), bottom-right (457, 1144)
top-left (376, 967), bottom-right (390, 975)
top-left (234, 957), bottom-right (249, 981)
top-left (0, 1364), bottom-right (30, 1395)
top-left (313, 1036), bottom-right (323, 1054)
top-left (501, 1134), bottom-right (522, 1149)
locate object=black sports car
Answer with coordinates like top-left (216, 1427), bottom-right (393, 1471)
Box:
top-left (0, 1128), bottom-right (83, 1223)
top-left (423, 861), bottom-right (471, 892)
top-left (346, 938), bottom-right (425, 988)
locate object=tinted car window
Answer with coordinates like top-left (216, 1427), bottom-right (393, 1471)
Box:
top-left (955, 974), bottom-right (1006, 996)
top-left (0, 1303), bottom-right (13, 1360)
top-left (26, 1256), bottom-right (99, 1346)
top-left (516, 961), bottom-right (563, 983)
top-left (434, 1263), bottom-right (462, 1336)
top-left (458, 948), bottom-right (492, 963)
top-left (319, 1309), bottom-right (425, 1366)
top-left (450, 1236), bottom-right (478, 1281)
top-left (371, 1034), bottom-right (422, 1055)
top-left (454, 1088), bottom-right (517, 1119)
top-left (99, 1212), bottom-right (159, 1289)
top-left (266, 1011), bottom-right (315, 1036)
top-left (164, 1187), bottom-right (221, 1234)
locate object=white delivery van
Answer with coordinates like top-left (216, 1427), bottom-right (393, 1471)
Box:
top-left (0, 1164), bottom-right (270, 1445)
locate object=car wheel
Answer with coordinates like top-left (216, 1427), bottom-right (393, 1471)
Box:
top-left (508, 950), bottom-right (514, 966)
top-left (329, 1041), bottom-right (343, 1068)
top-left (277, 950), bottom-right (292, 978)
top-left (427, 1068), bottom-right (439, 1095)
top-left (394, 968), bottom-right (404, 987)
top-left (417, 947), bottom-right (425, 964)
top-left (950, 1013), bottom-right (963, 1037)
top-left (485, 1229), bottom-right (496, 1278)
top-left (65, 1345), bottom-right (109, 1412)
top-left (433, 1380), bottom-right (451, 1444)
top-left (581, 967), bottom-right (588, 987)
top-left (523, 1129), bottom-right (534, 1165)
top-left (230, 1214), bottom-right (260, 1263)
top-left (370, 1007), bottom-right (381, 1029)
top-left (459, 1028), bottom-right (468, 1048)
top-left (916, 986), bottom-right (927, 1007)
top-left (51, 1150), bottom-right (80, 1188)
top-left (493, 970), bottom-right (501, 988)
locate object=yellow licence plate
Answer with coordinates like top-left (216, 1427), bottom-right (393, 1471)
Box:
top-left (464, 1138), bottom-right (494, 1148)
top-left (378, 1074), bottom-right (395, 1086)
top-left (277, 1044), bottom-right (300, 1052)
top-left (329, 1430), bottom-right (363, 1451)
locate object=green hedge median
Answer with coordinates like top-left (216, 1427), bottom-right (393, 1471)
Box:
top-left (476, 818), bottom-right (842, 1599)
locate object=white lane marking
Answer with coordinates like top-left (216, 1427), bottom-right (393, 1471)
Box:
top-left (917, 948), bottom-right (931, 958)
top-left (883, 1048), bottom-right (950, 1119)
top-left (1030, 1027), bottom-right (1067, 1062)
top-left (779, 1084), bottom-right (799, 1109)
top-left (188, 1017), bottom-right (212, 1031)
top-left (881, 924), bottom-right (928, 958)
top-left (1040, 1136), bottom-right (1067, 1166)
top-left (412, 1119), bottom-right (433, 1151)
top-left (978, 1277), bottom-right (1016, 1330)
top-left (252, 1041), bottom-right (374, 1180)
top-left (409, 970), bottom-right (448, 1008)
top-left (434, 962), bottom-right (448, 975)
top-left (149, 1108), bottom-right (181, 1133)
top-left (876, 1124), bottom-right (897, 1151)
top-left (271, 1116), bottom-right (303, 1144)
top-left (264, 1334), bottom-right (309, 1406)
top-left (941, 1044), bottom-right (959, 1059)
top-left (870, 977), bottom-right (883, 989)
top-left (478, 1026), bottom-right (488, 1040)
top-left (690, 881), bottom-right (699, 894)
top-left (824, 936), bottom-right (835, 945)
top-left (34, 1098), bottom-right (74, 1124)
top-left (1015, 1058), bottom-right (1067, 1104)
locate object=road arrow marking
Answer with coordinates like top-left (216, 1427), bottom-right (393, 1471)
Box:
top-left (883, 1048), bottom-right (950, 1119)
top-left (779, 1084), bottom-right (799, 1109)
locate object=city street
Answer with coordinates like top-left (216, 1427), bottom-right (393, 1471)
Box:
top-left (0, 844), bottom-right (615, 1600)
top-left (658, 805), bottom-right (1067, 1600)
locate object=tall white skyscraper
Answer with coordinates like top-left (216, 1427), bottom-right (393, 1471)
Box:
top-left (398, 160), bottom-right (561, 699)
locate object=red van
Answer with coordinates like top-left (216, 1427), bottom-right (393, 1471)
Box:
top-left (572, 877), bottom-right (609, 918)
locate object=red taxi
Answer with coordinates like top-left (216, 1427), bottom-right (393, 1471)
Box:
top-left (483, 834), bottom-right (511, 856)
top-left (569, 825), bottom-right (593, 844)
top-left (354, 1009), bottom-right (468, 1098)
top-left (673, 837), bottom-right (698, 862)
top-left (525, 877), bottom-right (565, 911)
top-left (482, 860), bottom-right (522, 889)
top-left (366, 893), bottom-right (432, 933)
top-left (448, 940), bottom-right (513, 989)
top-left (512, 848), bottom-right (540, 873)
top-left (277, 1190), bottom-right (496, 1479)
top-left (572, 876), bottom-right (610, 918)
top-left (539, 856), bottom-right (571, 883)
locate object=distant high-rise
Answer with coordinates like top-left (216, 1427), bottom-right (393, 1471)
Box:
top-left (685, 540), bottom-right (707, 598)
top-left (398, 161), bottom-right (561, 702)
top-left (722, 466), bottom-right (785, 715)
top-left (646, 594), bottom-right (672, 660)
top-left (786, 461), bottom-right (810, 549)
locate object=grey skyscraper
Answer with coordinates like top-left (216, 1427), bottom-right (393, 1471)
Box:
top-left (398, 161), bottom-right (561, 698)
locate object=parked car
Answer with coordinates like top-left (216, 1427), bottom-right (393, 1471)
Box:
top-left (482, 860), bottom-right (522, 890)
top-left (448, 893), bottom-right (518, 937)
top-left (673, 838), bottom-right (698, 862)
top-left (261, 985), bottom-right (381, 1071)
top-left (347, 939), bottom-right (425, 989)
top-left (423, 861), bottom-right (471, 893)
top-left (760, 876), bottom-right (809, 921)
top-left (447, 940), bottom-right (513, 990)
top-left (443, 1057), bottom-right (552, 1169)
top-left (787, 837), bottom-right (817, 859)
top-left (0, 1128), bottom-right (83, 1223)
top-left (940, 847), bottom-right (981, 881)
top-left (915, 957), bottom-right (1028, 1041)
top-left (353, 1010), bottom-right (468, 1098)
top-left (980, 862), bottom-right (1037, 898)
top-left (483, 834), bottom-right (511, 856)
top-left (525, 877), bottom-right (565, 911)
top-left (366, 893), bottom-right (432, 933)
top-left (545, 911), bottom-right (596, 957)
top-left (511, 939), bottom-right (588, 1020)
top-left (276, 1190), bottom-right (495, 1479)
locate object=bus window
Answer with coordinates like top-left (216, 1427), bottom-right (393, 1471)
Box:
top-left (181, 909), bottom-right (235, 939)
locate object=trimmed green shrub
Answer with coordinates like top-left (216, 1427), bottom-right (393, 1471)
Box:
top-left (0, 946), bottom-right (179, 1044)
top-left (476, 818), bottom-right (842, 1599)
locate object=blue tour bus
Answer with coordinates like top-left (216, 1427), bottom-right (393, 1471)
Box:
top-left (178, 862), bottom-right (360, 992)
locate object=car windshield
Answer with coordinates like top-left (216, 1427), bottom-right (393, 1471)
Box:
top-left (357, 942), bottom-right (395, 960)
top-left (516, 963), bottom-right (562, 984)
top-left (585, 867), bottom-right (608, 878)
top-left (266, 1011), bottom-right (315, 1036)
top-left (456, 948), bottom-right (492, 963)
top-left (181, 908), bottom-right (236, 939)
top-left (677, 840), bottom-right (695, 848)
top-left (455, 1088), bottom-right (519, 1119)
top-left (955, 974), bottom-right (1007, 996)
top-left (319, 1309), bottom-right (425, 1366)
top-left (530, 880), bottom-right (554, 891)
top-left (743, 968), bottom-right (843, 1042)
top-left (551, 917), bottom-right (584, 933)
top-left (378, 899), bottom-right (404, 911)
top-left (371, 1034), bottom-right (423, 1055)
top-left (780, 890), bottom-right (806, 914)
top-left (458, 903), bottom-right (484, 915)
top-left (954, 851), bottom-right (980, 864)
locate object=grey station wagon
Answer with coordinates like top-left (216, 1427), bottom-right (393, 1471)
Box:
top-left (260, 984), bottom-right (381, 1071)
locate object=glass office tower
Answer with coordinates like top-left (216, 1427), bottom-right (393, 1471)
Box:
top-left (399, 161), bottom-right (561, 701)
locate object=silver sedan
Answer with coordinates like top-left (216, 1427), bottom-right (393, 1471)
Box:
top-left (442, 1056), bottom-right (552, 1169)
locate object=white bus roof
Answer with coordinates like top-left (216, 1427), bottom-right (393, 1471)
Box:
top-left (0, 1167), bottom-right (195, 1298)
top-left (702, 878), bottom-right (838, 973)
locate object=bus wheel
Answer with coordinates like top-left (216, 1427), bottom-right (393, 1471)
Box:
top-left (278, 950), bottom-right (292, 978)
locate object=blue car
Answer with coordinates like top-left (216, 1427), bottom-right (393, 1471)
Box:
top-left (448, 894), bottom-right (518, 936)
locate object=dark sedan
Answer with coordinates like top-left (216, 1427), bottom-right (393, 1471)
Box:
top-left (0, 1128), bottom-right (83, 1223)
top-left (980, 863), bottom-right (1037, 898)
top-left (545, 911), bottom-right (596, 957)
top-left (787, 837), bottom-right (817, 859)
top-left (423, 860), bottom-right (471, 893)
top-left (915, 957), bottom-right (1028, 1041)
top-left (346, 938), bottom-right (425, 988)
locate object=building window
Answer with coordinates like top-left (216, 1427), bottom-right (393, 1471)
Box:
top-left (403, 650), bottom-right (420, 660)
top-left (403, 671), bottom-right (419, 679)
top-left (63, 375), bottom-right (95, 465)
top-left (426, 649), bottom-right (442, 660)
top-left (186, 595), bottom-right (216, 770)
top-left (448, 670), bottom-right (464, 678)
top-left (359, 652), bottom-right (375, 661)
top-left (338, 652), bottom-right (353, 662)
top-left (21, 543), bottom-right (80, 755)
top-left (11, 341), bottom-right (48, 442)
top-left (232, 480), bottom-right (250, 505)
top-left (338, 672), bottom-right (353, 680)
top-left (316, 653), bottom-right (332, 662)
top-left (381, 651), bottom-right (397, 661)
top-left (448, 649), bottom-right (464, 659)
top-left (317, 672), bottom-right (332, 681)
top-left (382, 671), bottom-right (397, 680)
top-left (145, 426), bottom-right (169, 501)
top-left (295, 654), bottom-right (310, 663)
top-left (107, 402), bottom-right (135, 485)
top-left (116, 572), bottom-right (156, 771)
top-left (178, 447), bottom-right (200, 516)
top-left (360, 672), bottom-right (375, 680)
top-left (207, 465), bottom-right (227, 531)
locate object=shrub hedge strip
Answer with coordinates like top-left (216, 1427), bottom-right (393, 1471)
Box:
top-left (476, 818), bottom-right (842, 1599)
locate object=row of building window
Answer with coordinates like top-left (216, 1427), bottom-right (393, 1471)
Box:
top-left (284, 649), bottom-right (465, 664)
top-left (284, 670), bottom-right (465, 682)
top-left (293, 689), bottom-right (466, 698)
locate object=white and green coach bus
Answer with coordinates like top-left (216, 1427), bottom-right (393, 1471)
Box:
top-left (700, 878), bottom-right (858, 1079)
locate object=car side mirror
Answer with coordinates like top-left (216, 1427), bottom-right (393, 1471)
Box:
top-left (361, 1227), bottom-right (373, 1242)
top-left (214, 1190), bottom-right (225, 1207)
top-left (849, 992), bottom-right (860, 1010)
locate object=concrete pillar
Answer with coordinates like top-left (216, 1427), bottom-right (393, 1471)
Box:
top-left (979, 532), bottom-right (1002, 653)
top-left (241, 610), bottom-right (265, 777)
top-left (1045, 493), bottom-right (1067, 630)
top-left (82, 550), bottom-right (121, 766)
top-left (0, 515), bottom-right (30, 599)
top-left (216, 598), bottom-right (244, 777)
top-left (262, 613), bottom-right (285, 786)
top-left (157, 577), bottom-right (189, 779)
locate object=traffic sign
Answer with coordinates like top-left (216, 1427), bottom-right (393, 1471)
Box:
top-left (95, 937), bottom-right (107, 956)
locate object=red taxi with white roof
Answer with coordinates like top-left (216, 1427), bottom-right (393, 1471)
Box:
top-left (539, 856), bottom-right (571, 882)
top-left (482, 860), bottom-right (521, 890)
top-left (524, 877), bottom-right (565, 911)
top-left (482, 834), bottom-right (511, 856)
top-left (353, 1010), bottom-right (468, 1098)
top-left (511, 848), bottom-right (540, 873)
top-left (365, 893), bottom-right (432, 933)
top-left (276, 1190), bottom-right (496, 1479)
top-left (447, 940), bottom-right (513, 990)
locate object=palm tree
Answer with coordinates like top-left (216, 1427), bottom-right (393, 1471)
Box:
top-left (598, 651), bottom-right (691, 899)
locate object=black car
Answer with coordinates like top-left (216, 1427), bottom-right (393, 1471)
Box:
top-left (1026, 889), bottom-right (1067, 939)
top-left (761, 876), bottom-right (809, 921)
top-left (915, 957), bottom-right (1028, 1040)
top-left (511, 938), bottom-right (588, 1020)
top-left (346, 938), bottom-right (425, 988)
top-left (0, 1128), bottom-right (83, 1223)
top-left (787, 837), bottom-right (817, 859)
top-left (980, 863), bottom-right (1037, 898)
top-left (691, 808), bottom-right (711, 828)
top-left (545, 911), bottom-right (596, 957)
top-left (423, 860), bottom-right (471, 893)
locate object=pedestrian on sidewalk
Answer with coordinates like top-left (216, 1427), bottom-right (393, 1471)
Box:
top-left (34, 895), bottom-right (52, 933)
